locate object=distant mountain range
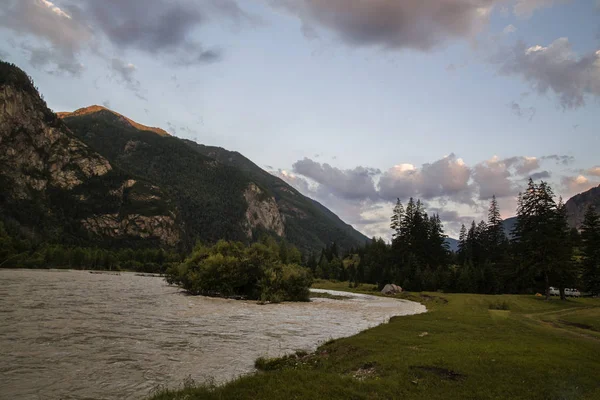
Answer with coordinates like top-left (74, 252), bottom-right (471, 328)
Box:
top-left (0, 62), bottom-right (368, 253)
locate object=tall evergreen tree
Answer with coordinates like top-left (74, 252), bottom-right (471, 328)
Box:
top-left (552, 198), bottom-right (575, 300)
top-left (458, 224), bottom-right (467, 265)
top-left (513, 179), bottom-right (566, 299)
top-left (487, 195), bottom-right (506, 258)
top-left (581, 206), bottom-right (600, 295)
top-left (390, 199), bottom-right (404, 239)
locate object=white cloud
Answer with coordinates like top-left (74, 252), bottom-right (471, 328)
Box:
top-left (378, 153), bottom-right (473, 204)
top-left (561, 175), bottom-right (598, 196)
top-left (585, 166), bottom-right (600, 177)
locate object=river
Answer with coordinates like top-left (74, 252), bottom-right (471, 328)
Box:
top-left (0, 269), bottom-right (426, 400)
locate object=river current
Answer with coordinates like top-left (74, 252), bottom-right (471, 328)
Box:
top-left (0, 269), bottom-right (425, 399)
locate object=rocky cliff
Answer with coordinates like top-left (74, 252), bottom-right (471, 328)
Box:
top-left (243, 183), bottom-right (285, 237)
top-left (0, 62), bottom-right (180, 247)
top-left (565, 185), bottom-right (600, 229)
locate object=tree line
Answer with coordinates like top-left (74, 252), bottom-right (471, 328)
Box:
top-left (0, 221), bottom-right (182, 273)
top-left (310, 179), bottom-right (600, 298)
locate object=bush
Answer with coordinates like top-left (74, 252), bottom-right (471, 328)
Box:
top-left (166, 240), bottom-right (313, 302)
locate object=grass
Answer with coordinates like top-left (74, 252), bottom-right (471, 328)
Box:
top-left (150, 282), bottom-right (600, 400)
top-left (309, 291), bottom-right (352, 300)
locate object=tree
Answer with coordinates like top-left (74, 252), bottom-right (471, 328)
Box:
top-left (512, 179), bottom-right (566, 299)
top-left (487, 195), bottom-right (506, 260)
top-left (457, 224), bottom-right (467, 265)
top-left (551, 198), bottom-right (575, 300)
top-left (390, 199), bottom-right (404, 239)
top-left (581, 206), bottom-right (600, 295)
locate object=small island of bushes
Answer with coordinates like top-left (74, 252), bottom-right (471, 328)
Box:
top-left (166, 239), bottom-right (313, 303)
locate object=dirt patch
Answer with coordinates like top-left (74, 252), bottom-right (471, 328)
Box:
top-left (558, 320), bottom-right (595, 331)
top-left (350, 362), bottom-right (378, 381)
top-left (410, 365), bottom-right (465, 381)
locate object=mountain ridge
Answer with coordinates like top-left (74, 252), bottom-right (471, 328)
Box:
top-left (58, 102), bottom-right (369, 253)
top-left (58, 105), bottom-right (171, 137)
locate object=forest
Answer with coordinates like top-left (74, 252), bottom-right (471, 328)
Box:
top-left (309, 179), bottom-right (600, 299)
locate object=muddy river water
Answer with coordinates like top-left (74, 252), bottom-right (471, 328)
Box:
top-left (0, 269), bottom-right (425, 399)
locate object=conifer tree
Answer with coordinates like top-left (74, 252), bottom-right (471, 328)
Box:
top-left (581, 206), bottom-right (600, 295)
top-left (390, 198), bottom-right (404, 239)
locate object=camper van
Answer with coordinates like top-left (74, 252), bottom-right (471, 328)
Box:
top-left (548, 287), bottom-right (581, 297)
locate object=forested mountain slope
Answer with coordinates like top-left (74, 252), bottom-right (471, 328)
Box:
top-left (60, 108), bottom-right (368, 253)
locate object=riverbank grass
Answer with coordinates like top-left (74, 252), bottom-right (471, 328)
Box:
top-left (151, 286), bottom-right (600, 400)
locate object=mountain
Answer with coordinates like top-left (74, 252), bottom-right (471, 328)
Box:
top-left (565, 185), bottom-right (600, 228)
top-left (445, 237), bottom-right (459, 252)
top-left (59, 108), bottom-right (368, 253)
top-left (0, 62), bottom-right (181, 248)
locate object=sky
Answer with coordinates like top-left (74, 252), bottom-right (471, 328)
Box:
top-left (1, 0), bottom-right (600, 239)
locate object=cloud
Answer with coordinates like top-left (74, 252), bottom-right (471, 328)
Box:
top-left (274, 152), bottom-right (582, 239)
top-left (0, 0), bottom-right (252, 73)
top-left (585, 166), bottom-right (600, 177)
top-left (1, 0), bottom-right (91, 52)
top-left (77, 0), bottom-right (227, 66)
top-left (1, 0), bottom-right (90, 74)
top-left (493, 37), bottom-right (600, 109)
top-left (472, 156), bottom-right (517, 200)
top-left (561, 175), bottom-right (598, 196)
top-left (503, 156), bottom-right (540, 175)
top-left (271, 0), bottom-right (567, 52)
top-left (529, 170), bottom-right (551, 180)
top-left (292, 158), bottom-right (380, 201)
top-left (508, 101), bottom-right (536, 120)
top-left (272, 0), bottom-right (499, 52)
top-left (21, 42), bottom-right (85, 75)
top-left (503, 24), bottom-right (517, 34)
top-left (378, 154), bottom-right (472, 204)
top-left (541, 154), bottom-right (575, 165)
top-left (271, 169), bottom-right (315, 196)
top-left (110, 58), bottom-right (139, 89)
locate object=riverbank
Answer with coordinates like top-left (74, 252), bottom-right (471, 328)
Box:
top-left (0, 270), bottom-right (424, 400)
top-left (151, 283), bottom-right (600, 400)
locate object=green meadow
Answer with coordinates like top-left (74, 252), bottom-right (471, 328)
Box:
top-left (151, 282), bottom-right (600, 400)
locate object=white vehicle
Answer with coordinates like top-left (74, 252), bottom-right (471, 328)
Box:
top-left (549, 287), bottom-right (581, 297)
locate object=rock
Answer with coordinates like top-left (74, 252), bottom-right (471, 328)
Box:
top-left (0, 63), bottom-right (181, 247)
top-left (243, 183), bottom-right (285, 237)
top-left (381, 284), bottom-right (403, 295)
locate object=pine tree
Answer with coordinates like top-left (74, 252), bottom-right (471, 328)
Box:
top-left (390, 198), bottom-right (404, 239)
top-left (581, 206), bottom-right (600, 295)
top-left (487, 195), bottom-right (506, 258)
top-left (513, 179), bottom-right (565, 299)
top-left (458, 224), bottom-right (467, 265)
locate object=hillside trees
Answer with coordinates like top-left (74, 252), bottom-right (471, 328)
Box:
top-left (581, 206), bottom-right (600, 295)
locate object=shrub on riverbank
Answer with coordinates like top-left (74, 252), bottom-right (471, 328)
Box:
top-left (166, 240), bottom-right (312, 302)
